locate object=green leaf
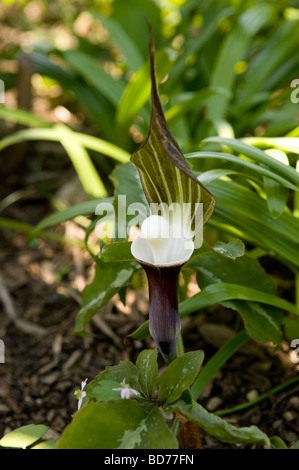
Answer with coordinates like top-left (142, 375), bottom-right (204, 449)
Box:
top-left (136, 348), bottom-right (159, 399)
top-left (213, 239), bottom-right (245, 260)
top-left (101, 242), bottom-right (135, 263)
top-left (0, 424), bottom-right (48, 449)
top-left (74, 259), bottom-right (137, 334)
top-left (194, 248), bottom-right (275, 293)
top-left (263, 149), bottom-right (290, 218)
top-left (109, 162), bottom-right (149, 237)
top-left (55, 124), bottom-right (107, 198)
top-left (86, 359), bottom-right (141, 396)
top-left (203, 137), bottom-right (299, 186)
top-left (290, 440), bottom-right (299, 449)
top-left (173, 396), bottom-right (270, 447)
top-left (32, 439), bottom-right (58, 449)
top-left (270, 436), bottom-right (288, 449)
top-left (263, 176), bottom-right (289, 218)
top-left (92, 12), bottom-right (144, 72)
top-left (158, 350), bottom-right (204, 405)
top-left (62, 49), bottom-right (125, 107)
top-left (57, 401), bottom-right (178, 449)
top-left (0, 106), bottom-right (49, 127)
top-left (33, 198), bottom-right (113, 232)
top-left (282, 316), bottom-right (299, 342)
top-left (164, 88), bottom-right (219, 126)
top-left (207, 178), bottom-right (299, 269)
top-left (90, 380), bottom-right (125, 402)
top-left (186, 151), bottom-right (299, 191)
top-left (130, 30), bottom-right (215, 234)
top-left (205, 3), bottom-right (274, 122)
top-left (0, 124), bottom-right (130, 163)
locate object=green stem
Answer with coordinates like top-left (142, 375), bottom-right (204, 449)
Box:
top-left (215, 374), bottom-right (299, 417)
top-left (176, 332), bottom-right (185, 357)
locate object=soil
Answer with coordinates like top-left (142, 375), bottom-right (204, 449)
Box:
top-left (0, 166), bottom-right (298, 450)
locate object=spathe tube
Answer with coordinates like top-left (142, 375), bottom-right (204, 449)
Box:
top-left (131, 215), bottom-right (194, 363)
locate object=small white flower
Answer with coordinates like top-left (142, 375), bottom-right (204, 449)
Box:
top-left (75, 378), bottom-right (88, 410)
top-left (112, 385), bottom-right (140, 399)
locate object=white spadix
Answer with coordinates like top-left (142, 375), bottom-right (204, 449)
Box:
top-left (131, 214), bottom-right (194, 268)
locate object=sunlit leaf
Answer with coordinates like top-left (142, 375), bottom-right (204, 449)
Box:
top-left (58, 401), bottom-right (178, 449)
top-left (0, 424), bottom-right (48, 449)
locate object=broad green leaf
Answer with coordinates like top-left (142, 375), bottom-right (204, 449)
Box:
top-left (191, 331), bottom-right (250, 400)
top-left (74, 259), bottom-right (137, 334)
top-left (101, 242), bottom-right (135, 263)
top-left (87, 360), bottom-right (140, 396)
top-left (58, 401), bottom-right (178, 449)
top-left (173, 396), bottom-right (270, 447)
top-left (213, 239), bottom-right (245, 260)
top-left (89, 380), bottom-right (125, 402)
top-left (130, 30), bottom-right (216, 234)
top-left (0, 424), bottom-right (48, 449)
top-left (158, 350), bottom-right (204, 405)
top-left (136, 348), bottom-right (158, 399)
